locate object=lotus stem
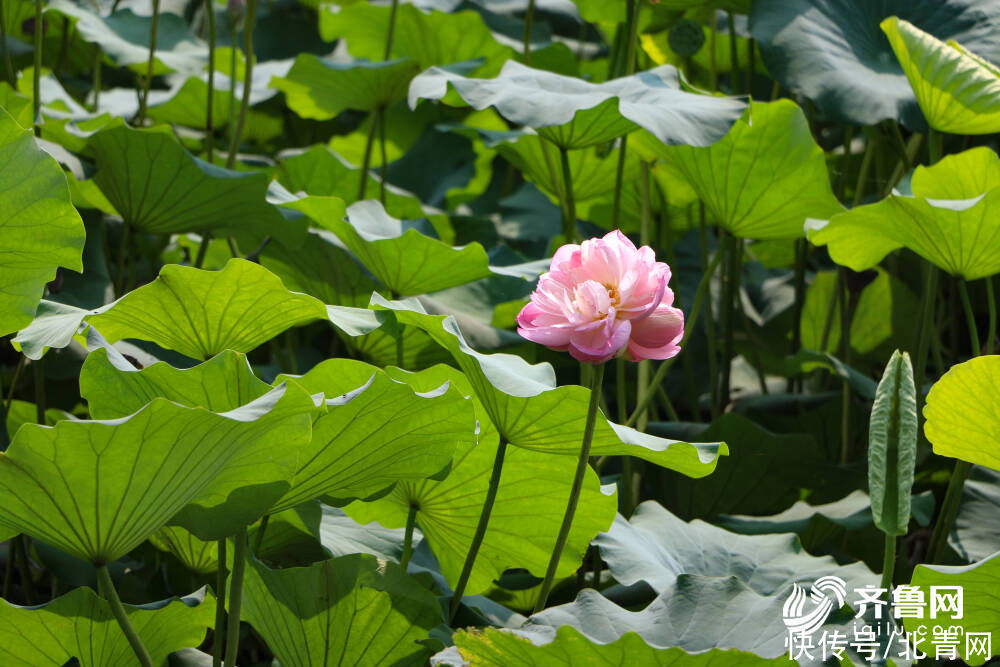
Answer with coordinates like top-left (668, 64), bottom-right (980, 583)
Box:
top-left (616, 358), bottom-right (634, 516)
top-left (958, 279), bottom-right (980, 356)
top-left (137, 0), bottom-right (160, 126)
top-left (635, 161), bottom-right (653, 431)
top-left (558, 145), bottom-right (577, 242)
top-left (91, 46), bottom-right (102, 111)
top-left (700, 210), bottom-right (720, 417)
top-left (224, 529), bottom-right (248, 667)
top-left (838, 269), bottom-right (855, 463)
top-left (211, 539), bottom-right (227, 667)
top-left (522, 0), bottom-right (535, 64)
top-left (927, 460), bottom-right (973, 562)
top-left (927, 128), bottom-right (942, 165)
top-left (609, 0), bottom-right (640, 228)
top-left (708, 13), bottom-right (717, 90)
top-left (383, 0), bottom-right (399, 60)
top-left (880, 533), bottom-right (896, 593)
top-left (194, 233), bottom-right (211, 268)
top-left (226, 0), bottom-right (257, 168)
top-left (626, 248), bottom-right (723, 427)
top-left (987, 277), bottom-right (996, 354)
top-left (32, 0), bottom-right (41, 137)
top-left (448, 438), bottom-right (508, 623)
top-left (357, 106), bottom-right (380, 201)
top-left (14, 535), bottom-right (34, 604)
top-left (96, 565), bottom-right (153, 667)
top-left (533, 362), bottom-right (605, 613)
top-left (400, 504), bottom-right (417, 570)
top-left (252, 514), bottom-right (269, 554)
top-left (788, 238), bottom-right (806, 392)
top-left (227, 25), bottom-right (237, 133)
top-left (205, 0), bottom-right (217, 161)
top-left (718, 230), bottom-right (741, 408)
top-left (852, 133), bottom-right (876, 206)
top-left (1, 0), bottom-right (14, 84)
top-left (378, 105), bottom-right (387, 205)
top-left (726, 12), bottom-right (739, 94)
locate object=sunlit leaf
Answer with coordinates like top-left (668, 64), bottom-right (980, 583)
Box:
top-left (243, 553), bottom-right (441, 667)
top-left (924, 355), bottom-right (1000, 470)
top-left (0, 106), bottom-right (85, 337)
top-left (149, 526), bottom-right (217, 574)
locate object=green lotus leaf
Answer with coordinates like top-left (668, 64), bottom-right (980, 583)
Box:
top-left (371, 296), bottom-right (727, 474)
top-left (242, 553), bottom-right (441, 667)
top-left (89, 125), bottom-right (304, 247)
top-left (800, 268), bottom-right (920, 357)
top-left (953, 466), bottom-right (1000, 562)
top-left (808, 147), bottom-right (1000, 279)
top-left (409, 60), bottom-right (745, 150)
top-left (750, 0), bottom-right (1000, 128)
top-left (868, 350), bottom-right (917, 536)
top-left (718, 489), bottom-right (935, 536)
top-left (297, 198), bottom-right (542, 297)
top-left (318, 504), bottom-right (411, 561)
top-left (659, 99), bottom-right (843, 240)
top-left (924, 355), bottom-right (1000, 470)
top-left (0, 586), bottom-right (214, 666)
top-left (345, 364), bottom-right (616, 595)
top-left (595, 501), bottom-right (877, 597)
top-left (447, 626), bottom-right (783, 666)
top-left (258, 229), bottom-right (454, 368)
top-left (319, 2), bottom-right (512, 77)
top-left (0, 105), bottom-right (85, 337)
top-left (252, 502), bottom-right (329, 566)
top-left (149, 525), bottom-right (217, 574)
top-left (268, 357), bottom-right (475, 512)
top-left (79, 342), bottom-right (323, 539)
top-left (0, 385), bottom-right (306, 564)
top-left (882, 16), bottom-right (1000, 134)
top-left (47, 2), bottom-right (206, 76)
top-left (272, 56), bottom-right (420, 120)
top-left (905, 550), bottom-right (1000, 666)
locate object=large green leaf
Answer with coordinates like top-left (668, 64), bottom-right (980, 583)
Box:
top-left (594, 501), bottom-right (877, 597)
top-left (446, 626), bottom-right (782, 666)
top-left (0, 386), bottom-right (307, 563)
top-left (868, 350), bottom-right (917, 536)
top-left (808, 147), bottom-right (1000, 279)
top-left (409, 61), bottom-right (745, 149)
top-left (750, 0), bottom-right (1000, 128)
top-left (924, 355), bottom-right (1000, 470)
top-left (345, 422), bottom-right (617, 595)
top-left (149, 525), bottom-right (217, 574)
top-left (272, 56), bottom-right (420, 120)
top-left (0, 106), bottom-right (85, 337)
top-left (89, 125), bottom-right (303, 247)
top-left (79, 342), bottom-right (320, 539)
top-left (269, 357), bottom-right (475, 512)
top-left (659, 100), bottom-right (843, 240)
top-left (318, 2), bottom-right (512, 77)
top-left (883, 16), bottom-right (1000, 134)
top-left (905, 550), bottom-right (1000, 666)
top-left (0, 586), bottom-right (214, 666)
top-left (953, 466), bottom-right (1000, 562)
top-left (299, 198), bottom-right (540, 297)
top-left (242, 553), bottom-right (441, 667)
top-left (372, 296), bottom-right (727, 473)
top-left (47, 2), bottom-right (206, 75)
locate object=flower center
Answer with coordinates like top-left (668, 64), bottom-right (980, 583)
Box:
top-left (606, 285), bottom-right (620, 307)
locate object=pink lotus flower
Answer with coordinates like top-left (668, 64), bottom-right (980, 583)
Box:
top-left (516, 231), bottom-right (684, 364)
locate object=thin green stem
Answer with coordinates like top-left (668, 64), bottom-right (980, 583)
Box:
top-left (448, 438), bottom-right (508, 623)
top-left (137, 0), bottom-right (160, 125)
top-left (635, 161), bottom-right (653, 431)
top-left (819, 268), bottom-right (843, 352)
top-left (96, 565), bottom-right (153, 667)
top-left (212, 540), bottom-right (227, 667)
top-left (708, 13), bottom-right (717, 90)
top-left (400, 504), bottom-right (417, 570)
top-left (700, 210), bottom-right (719, 418)
top-left (32, 358), bottom-right (45, 424)
top-left (852, 135), bottom-right (876, 206)
top-left (194, 232), bottom-right (211, 268)
top-left (227, 27), bottom-right (237, 133)
top-left (14, 535), bottom-right (33, 604)
top-left (522, 0), bottom-right (535, 64)
top-left (252, 514), bottom-right (269, 554)
top-left (1, 0), bottom-right (14, 84)
top-left (719, 231), bottom-right (741, 408)
top-left (91, 46), bottom-right (102, 111)
top-left (726, 12), bottom-right (739, 94)
top-left (927, 460), bottom-right (973, 563)
top-left (626, 248), bottom-right (723, 426)
top-left (357, 107), bottom-right (379, 201)
top-left (383, 0), bottom-right (399, 60)
top-left (225, 0), bottom-right (257, 168)
top-left (888, 121), bottom-right (911, 174)
top-left (611, 136), bottom-right (629, 230)
top-left (838, 125), bottom-right (854, 202)
top-left (224, 529), bottom-right (248, 667)
top-left (788, 238), bottom-right (806, 392)
top-left (558, 145), bottom-right (577, 242)
top-left (987, 277), bottom-right (996, 354)
top-left (616, 358), bottom-right (634, 516)
top-left (204, 0), bottom-right (217, 161)
top-left (4, 355), bottom-right (24, 415)
top-left (115, 223), bottom-right (131, 298)
top-left (881, 533), bottom-right (896, 593)
top-left (913, 265), bottom-right (938, 407)
top-left (839, 277), bottom-right (857, 463)
top-left (533, 362), bottom-right (605, 613)
top-left (958, 279), bottom-right (980, 356)
top-left (928, 128), bottom-right (942, 165)
top-left (378, 104), bottom-right (387, 205)
top-left (32, 0), bottom-right (42, 137)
